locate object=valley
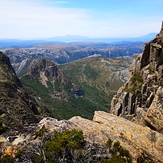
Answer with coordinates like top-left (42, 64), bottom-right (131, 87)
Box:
top-left (1, 24), bottom-right (163, 163)
top-left (20, 56), bottom-right (132, 120)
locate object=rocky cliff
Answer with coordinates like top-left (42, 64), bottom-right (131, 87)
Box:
top-left (110, 22), bottom-right (163, 133)
top-left (21, 59), bottom-right (72, 101)
top-left (0, 51), bottom-right (41, 130)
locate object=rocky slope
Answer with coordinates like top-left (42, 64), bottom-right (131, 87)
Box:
top-left (1, 111), bottom-right (163, 162)
top-left (0, 51), bottom-right (41, 130)
top-left (110, 22), bottom-right (163, 133)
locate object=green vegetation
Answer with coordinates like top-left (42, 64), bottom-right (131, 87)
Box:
top-left (20, 56), bottom-right (131, 120)
top-left (60, 57), bottom-right (130, 114)
top-left (148, 66), bottom-right (154, 74)
top-left (35, 125), bottom-right (48, 137)
top-left (124, 85), bottom-right (137, 94)
top-left (83, 63), bottom-right (99, 80)
top-left (158, 55), bottom-right (163, 65)
top-left (124, 72), bottom-right (143, 94)
top-left (0, 120), bottom-right (7, 134)
top-left (99, 139), bottom-right (130, 163)
top-left (131, 72), bottom-right (143, 83)
top-left (21, 74), bottom-right (107, 120)
top-left (11, 129), bottom-right (131, 163)
top-left (42, 129), bottom-right (84, 163)
top-left (0, 155), bottom-right (14, 163)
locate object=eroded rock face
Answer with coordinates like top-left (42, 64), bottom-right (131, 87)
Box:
top-left (26, 59), bottom-right (72, 100)
top-left (29, 59), bottom-right (70, 87)
top-left (110, 22), bottom-right (163, 133)
top-left (2, 111), bottom-right (163, 162)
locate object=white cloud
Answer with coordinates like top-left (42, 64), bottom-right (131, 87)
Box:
top-left (0, 0), bottom-right (162, 39)
top-left (0, 0), bottom-right (92, 38)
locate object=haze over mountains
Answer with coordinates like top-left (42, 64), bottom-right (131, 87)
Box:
top-left (0, 33), bottom-right (157, 49)
top-left (2, 41), bottom-right (142, 65)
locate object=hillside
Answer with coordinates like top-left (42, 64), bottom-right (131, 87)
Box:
top-left (60, 56), bottom-right (132, 107)
top-left (0, 52), bottom-right (42, 131)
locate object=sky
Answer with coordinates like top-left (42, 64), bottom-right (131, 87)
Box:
top-left (0, 0), bottom-right (163, 39)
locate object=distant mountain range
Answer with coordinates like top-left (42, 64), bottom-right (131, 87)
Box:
top-left (46, 33), bottom-right (157, 43)
top-left (2, 41), bottom-right (143, 64)
top-left (0, 33), bottom-right (157, 49)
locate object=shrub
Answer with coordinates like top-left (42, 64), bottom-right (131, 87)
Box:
top-left (124, 85), bottom-right (137, 94)
top-left (0, 155), bottom-right (14, 163)
top-left (99, 139), bottom-right (131, 163)
top-left (35, 125), bottom-right (48, 137)
top-left (106, 138), bottom-right (113, 148)
top-left (41, 129), bottom-right (84, 162)
top-left (131, 72), bottom-right (143, 83)
top-left (0, 120), bottom-right (7, 134)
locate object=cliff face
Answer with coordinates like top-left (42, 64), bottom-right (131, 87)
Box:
top-left (24, 59), bottom-right (72, 100)
top-left (110, 22), bottom-right (163, 133)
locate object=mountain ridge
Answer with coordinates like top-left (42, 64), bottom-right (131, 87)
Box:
top-left (0, 51), bottom-right (43, 130)
top-left (2, 41), bottom-right (143, 64)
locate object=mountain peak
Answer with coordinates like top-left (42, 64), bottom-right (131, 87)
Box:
top-left (29, 59), bottom-right (69, 86)
top-left (26, 59), bottom-right (71, 100)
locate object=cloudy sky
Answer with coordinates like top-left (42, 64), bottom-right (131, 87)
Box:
top-left (0, 0), bottom-right (163, 39)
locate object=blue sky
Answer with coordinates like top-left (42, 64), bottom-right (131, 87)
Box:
top-left (0, 0), bottom-right (163, 39)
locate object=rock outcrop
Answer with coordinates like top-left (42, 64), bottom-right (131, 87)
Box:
top-left (24, 59), bottom-right (72, 100)
top-left (110, 22), bottom-right (163, 133)
top-left (29, 59), bottom-right (69, 87)
top-left (1, 111), bottom-right (163, 162)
